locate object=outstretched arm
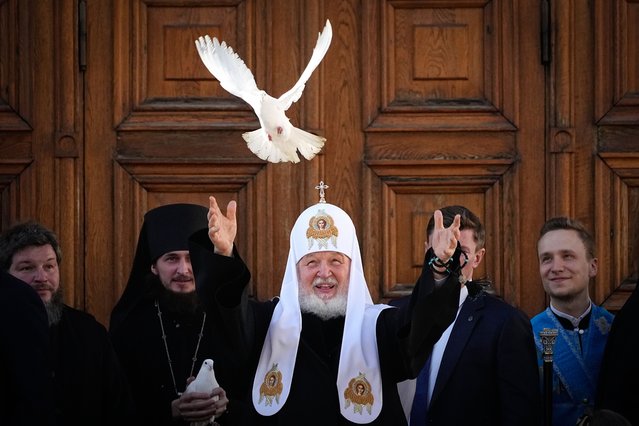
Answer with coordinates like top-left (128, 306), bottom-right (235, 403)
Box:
top-left (207, 196), bottom-right (237, 256)
top-left (402, 210), bottom-right (464, 375)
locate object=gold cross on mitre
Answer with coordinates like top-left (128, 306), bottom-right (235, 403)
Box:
top-left (315, 181), bottom-right (329, 203)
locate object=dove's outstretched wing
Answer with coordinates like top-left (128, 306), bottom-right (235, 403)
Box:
top-left (194, 36), bottom-right (264, 115)
top-left (277, 19), bottom-right (333, 110)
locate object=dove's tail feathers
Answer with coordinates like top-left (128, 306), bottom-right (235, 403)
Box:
top-left (243, 130), bottom-right (301, 163)
top-left (291, 127), bottom-right (325, 161)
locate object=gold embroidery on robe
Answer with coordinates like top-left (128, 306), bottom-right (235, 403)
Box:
top-left (343, 373), bottom-right (374, 415)
top-left (258, 363), bottom-right (283, 406)
top-left (306, 209), bottom-right (339, 249)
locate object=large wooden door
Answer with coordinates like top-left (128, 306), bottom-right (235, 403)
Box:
top-left (0, 0), bottom-right (85, 309)
top-left (1, 0), bottom-right (637, 325)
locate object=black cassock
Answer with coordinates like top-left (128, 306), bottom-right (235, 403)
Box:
top-left (110, 281), bottom-right (249, 426)
top-left (596, 278), bottom-right (639, 425)
top-left (50, 305), bottom-right (135, 426)
top-left (190, 230), bottom-right (463, 426)
top-left (0, 271), bottom-right (54, 426)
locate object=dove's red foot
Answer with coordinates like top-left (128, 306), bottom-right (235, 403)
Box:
top-left (277, 126), bottom-right (283, 135)
top-left (268, 134), bottom-right (272, 141)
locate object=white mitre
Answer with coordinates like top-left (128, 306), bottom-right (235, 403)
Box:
top-left (252, 186), bottom-right (390, 423)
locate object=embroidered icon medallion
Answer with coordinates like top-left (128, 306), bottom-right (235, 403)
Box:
top-left (258, 363), bottom-right (283, 406)
top-left (343, 372), bottom-right (374, 415)
top-left (306, 209), bottom-right (339, 249)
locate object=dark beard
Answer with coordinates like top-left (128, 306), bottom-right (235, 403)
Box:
top-left (44, 287), bottom-right (64, 326)
top-left (151, 278), bottom-right (202, 315)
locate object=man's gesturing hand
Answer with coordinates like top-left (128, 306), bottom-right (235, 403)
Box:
top-left (208, 196), bottom-right (237, 257)
top-left (430, 210), bottom-right (461, 263)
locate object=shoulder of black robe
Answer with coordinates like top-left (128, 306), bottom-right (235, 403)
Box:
top-left (403, 245), bottom-right (464, 375)
top-left (190, 228), bottom-right (266, 362)
top-left (596, 278), bottom-right (639, 424)
top-left (109, 219), bottom-right (153, 334)
top-left (0, 271), bottom-right (55, 426)
top-left (55, 305), bottom-right (136, 426)
top-left (189, 227), bottom-right (252, 309)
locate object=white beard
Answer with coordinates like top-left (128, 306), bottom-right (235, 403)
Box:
top-left (298, 277), bottom-right (348, 320)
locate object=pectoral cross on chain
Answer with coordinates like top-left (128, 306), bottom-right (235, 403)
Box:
top-left (315, 181), bottom-right (329, 203)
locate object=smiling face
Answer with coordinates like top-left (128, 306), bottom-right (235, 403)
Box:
top-left (151, 250), bottom-right (195, 293)
top-left (297, 251), bottom-right (350, 300)
top-left (9, 244), bottom-right (60, 302)
top-left (537, 229), bottom-right (597, 304)
top-left (297, 251), bottom-right (351, 319)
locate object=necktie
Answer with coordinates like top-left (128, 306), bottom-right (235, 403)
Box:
top-left (409, 355), bottom-right (432, 425)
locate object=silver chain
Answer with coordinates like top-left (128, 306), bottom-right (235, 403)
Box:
top-left (155, 299), bottom-right (207, 397)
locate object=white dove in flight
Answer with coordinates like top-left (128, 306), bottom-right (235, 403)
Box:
top-left (183, 359), bottom-right (220, 426)
top-left (195, 19), bottom-right (332, 163)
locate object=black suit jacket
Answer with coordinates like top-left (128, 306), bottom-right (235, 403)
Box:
top-left (392, 289), bottom-right (541, 426)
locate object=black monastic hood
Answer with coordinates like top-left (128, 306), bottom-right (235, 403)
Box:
top-left (109, 203), bottom-right (208, 333)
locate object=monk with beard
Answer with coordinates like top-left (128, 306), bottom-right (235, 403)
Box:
top-left (110, 204), bottom-right (238, 425)
top-left (0, 222), bottom-right (135, 426)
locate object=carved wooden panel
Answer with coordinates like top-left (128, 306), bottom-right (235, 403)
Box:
top-left (363, 159), bottom-right (523, 305)
top-left (361, 1), bottom-right (545, 315)
top-left (596, 153), bottom-right (639, 311)
top-left (594, 0), bottom-right (639, 125)
top-left (0, 160), bottom-right (31, 228)
top-left (114, 0), bottom-right (259, 132)
top-left (0, 0), bottom-right (84, 313)
top-left (0, 0), bottom-right (32, 131)
top-left (363, 0), bottom-right (517, 131)
top-left (0, 0), bottom-right (32, 215)
top-left (53, 0), bottom-right (84, 309)
top-left (591, 1), bottom-right (639, 311)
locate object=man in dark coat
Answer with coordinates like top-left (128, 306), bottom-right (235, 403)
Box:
top-left (0, 270), bottom-right (54, 426)
top-left (189, 187), bottom-right (465, 426)
top-left (0, 222), bottom-right (135, 426)
top-left (393, 205), bottom-right (541, 426)
top-left (110, 203), bottom-right (236, 425)
top-left (596, 278), bottom-right (639, 425)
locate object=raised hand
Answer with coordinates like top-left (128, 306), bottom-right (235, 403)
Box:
top-left (208, 196), bottom-right (237, 257)
top-left (429, 210), bottom-right (461, 263)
